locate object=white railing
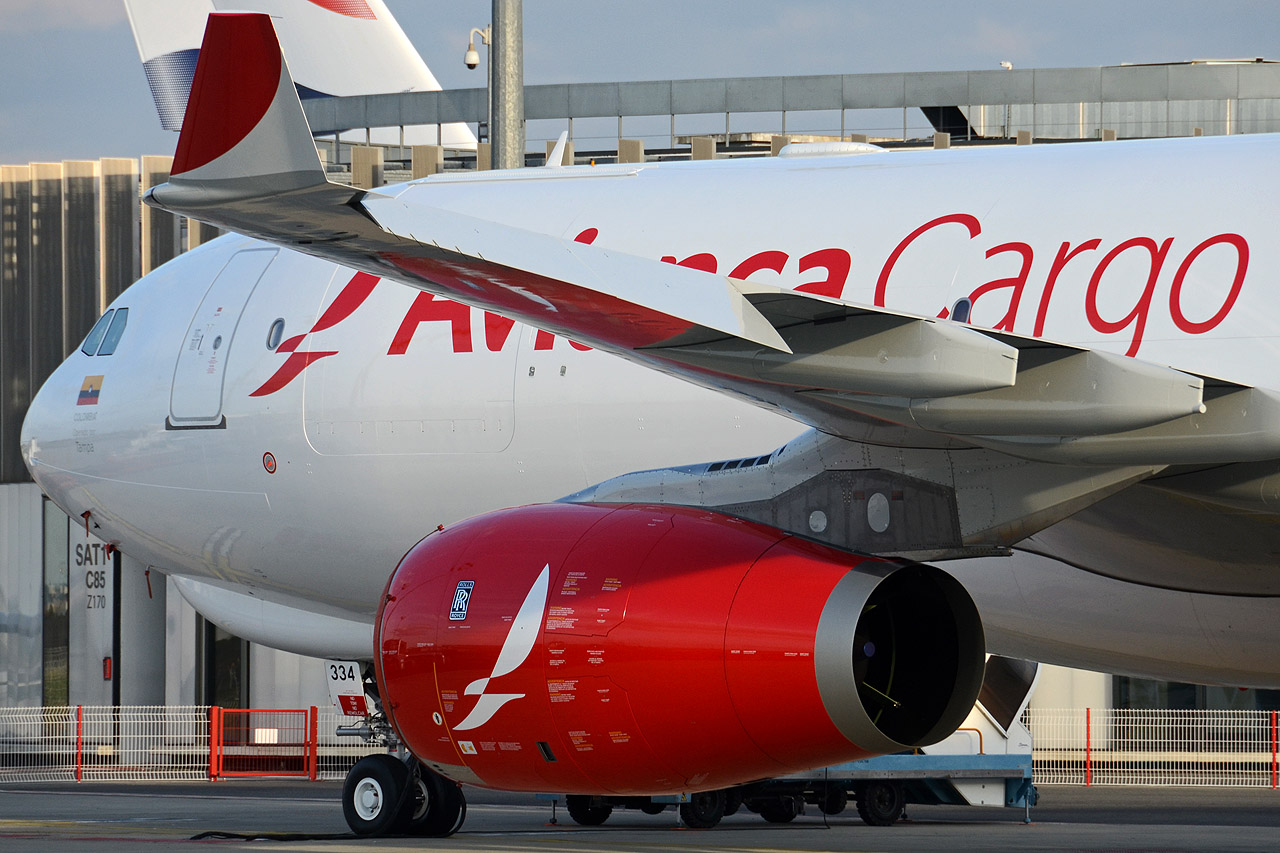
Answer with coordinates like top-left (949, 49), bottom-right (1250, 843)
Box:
top-left (0, 706), bottom-right (382, 783)
top-left (0, 706), bottom-right (211, 782)
top-left (3, 705), bottom-right (1278, 787)
top-left (1025, 708), bottom-right (1280, 787)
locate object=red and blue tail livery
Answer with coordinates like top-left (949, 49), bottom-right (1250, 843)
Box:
top-left (306, 0), bottom-right (377, 18)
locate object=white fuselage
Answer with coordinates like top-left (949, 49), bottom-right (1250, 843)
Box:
top-left (22, 135), bottom-right (1280, 682)
top-left (23, 234), bottom-right (804, 618)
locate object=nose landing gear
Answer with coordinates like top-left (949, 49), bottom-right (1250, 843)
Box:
top-left (342, 755), bottom-right (466, 837)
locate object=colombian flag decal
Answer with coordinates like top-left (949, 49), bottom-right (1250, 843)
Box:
top-left (78, 375), bottom-right (104, 406)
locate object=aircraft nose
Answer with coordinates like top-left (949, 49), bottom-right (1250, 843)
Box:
top-left (20, 314), bottom-right (128, 521)
top-left (21, 353), bottom-right (78, 497)
top-left (22, 297), bottom-right (137, 505)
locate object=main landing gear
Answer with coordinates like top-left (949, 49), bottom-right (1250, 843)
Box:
top-left (342, 755), bottom-right (466, 837)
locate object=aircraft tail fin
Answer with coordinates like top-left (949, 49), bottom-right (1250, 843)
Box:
top-left (124, 0), bottom-right (476, 147)
top-left (225, 0), bottom-right (448, 101)
top-left (161, 13), bottom-right (325, 199)
top-left (124, 0), bottom-right (217, 131)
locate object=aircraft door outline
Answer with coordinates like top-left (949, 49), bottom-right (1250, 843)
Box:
top-left (169, 249), bottom-right (278, 428)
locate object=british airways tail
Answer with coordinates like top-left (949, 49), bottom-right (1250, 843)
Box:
top-left (123, 0), bottom-right (477, 147)
top-left (124, 0), bottom-right (215, 131)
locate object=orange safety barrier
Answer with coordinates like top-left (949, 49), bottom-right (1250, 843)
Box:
top-left (209, 706), bottom-right (319, 780)
top-left (1085, 707), bottom-right (1092, 786)
top-left (74, 705), bottom-right (83, 782)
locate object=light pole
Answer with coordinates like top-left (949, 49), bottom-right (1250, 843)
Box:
top-left (1000, 61), bottom-right (1013, 138)
top-left (464, 1), bottom-right (524, 168)
top-left (464, 25), bottom-right (491, 143)
top-left (490, 0), bottom-right (524, 169)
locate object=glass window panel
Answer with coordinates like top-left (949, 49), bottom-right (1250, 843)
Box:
top-left (80, 310), bottom-right (113, 357)
top-left (96, 307), bottom-right (128, 356)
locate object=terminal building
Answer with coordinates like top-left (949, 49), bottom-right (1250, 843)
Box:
top-left (3, 60), bottom-right (1280, 717)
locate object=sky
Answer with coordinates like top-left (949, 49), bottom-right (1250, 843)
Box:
top-left (1, 0), bottom-right (1278, 164)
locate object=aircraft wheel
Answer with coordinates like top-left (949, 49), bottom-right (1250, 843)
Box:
top-left (401, 761), bottom-right (466, 837)
top-left (566, 795), bottom-right (613, 826)
top-left (759, 796), bottom-right (802, 823)
top-left (342, 754), bottom-right (408, 836)
top-left (679, 790), bottom-right (726, 829)
top-left (817, 785), bottom-right (848, 815)
top-left (856, 780), bottom-right (904, 826)
top-left (723, 789), bottom-right (743, 816)
top-left (640, 801), bottom-right (668, 815)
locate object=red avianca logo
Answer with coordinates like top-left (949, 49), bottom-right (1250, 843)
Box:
top-left (251, 265), bottom-right (594, 397)
top-left (250, 271), bottom-right (379, 397)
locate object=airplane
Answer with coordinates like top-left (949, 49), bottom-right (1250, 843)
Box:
top-left (21, 8), bottom-right (1280, 837)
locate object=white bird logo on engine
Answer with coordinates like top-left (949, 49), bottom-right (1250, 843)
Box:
top-left (453, 564), bottom-right (550, 731)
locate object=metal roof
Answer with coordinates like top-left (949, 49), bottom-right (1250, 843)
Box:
top-left (301, 63), bottom-right (1280, 133)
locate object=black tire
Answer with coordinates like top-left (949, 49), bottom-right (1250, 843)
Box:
top-left (342, 754), bottom-right (408, 836)
top-left (639, 801), bottom-right (668, 815)
top-left (817, 785), bottom-right (848, 815)
top-left (856, 780), bottom-right (904, 827)
top-left (759, 796), bottom-right (802, 823)
top-left (679, 790), bottom-right (726, 829)
top-left (401, 762), bottom-right (467, 837)
top-left (566, 795), bottom-right (613, 826)
top-left (723, 789), bottom-right (743, 817)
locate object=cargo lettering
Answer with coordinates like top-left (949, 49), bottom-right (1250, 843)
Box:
top-left (875, 214), bottom-right (1248, 356)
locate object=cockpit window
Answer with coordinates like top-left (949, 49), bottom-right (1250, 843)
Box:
top-left (95, 308), bottom-right (129, 356)
top-left (81, 310), bottom-right (114, 356)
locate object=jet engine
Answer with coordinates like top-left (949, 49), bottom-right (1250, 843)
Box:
top-left (375, 503), bottom-right (984, 794)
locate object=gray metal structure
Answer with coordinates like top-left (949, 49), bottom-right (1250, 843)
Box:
top-left (302, 61), bottom-right (1280, 141)
top-left (0, 485), bottom-right (42, 706)
top-left (1, 166), bottom-right (33, 484)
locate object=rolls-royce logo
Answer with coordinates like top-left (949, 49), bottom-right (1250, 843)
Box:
top-left (450, 581), bottom-right (474, 621)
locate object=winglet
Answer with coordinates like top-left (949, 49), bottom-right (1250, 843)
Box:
top-left (155, 13), bottom-right (325, 206)
top-left (544, 131), bottom-right (569, 169)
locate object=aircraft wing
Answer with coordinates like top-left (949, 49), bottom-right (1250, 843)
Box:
top-left (148, 13), bottom-right (1280, 468)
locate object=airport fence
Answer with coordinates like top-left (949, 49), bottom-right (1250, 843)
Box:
top-left (1025, 708), bottom-right (1279, 787)
top-left (2, 705), bottom-right (1279, 787)
top-left (0, 705), bottom-right (379, 783)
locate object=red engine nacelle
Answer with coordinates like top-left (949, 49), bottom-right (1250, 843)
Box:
top-left (376, 503), bottom-right (984, 795)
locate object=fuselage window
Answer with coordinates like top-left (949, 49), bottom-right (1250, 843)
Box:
top-left (80, 310), bottom-right (114, 356)
top-left (266, 317), bottom-right (286, 351)
top-left (96, 307), bottom-right (129, 355)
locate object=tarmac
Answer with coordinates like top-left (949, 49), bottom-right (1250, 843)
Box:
top-left (1, 780), bottom-right (1278, 852)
